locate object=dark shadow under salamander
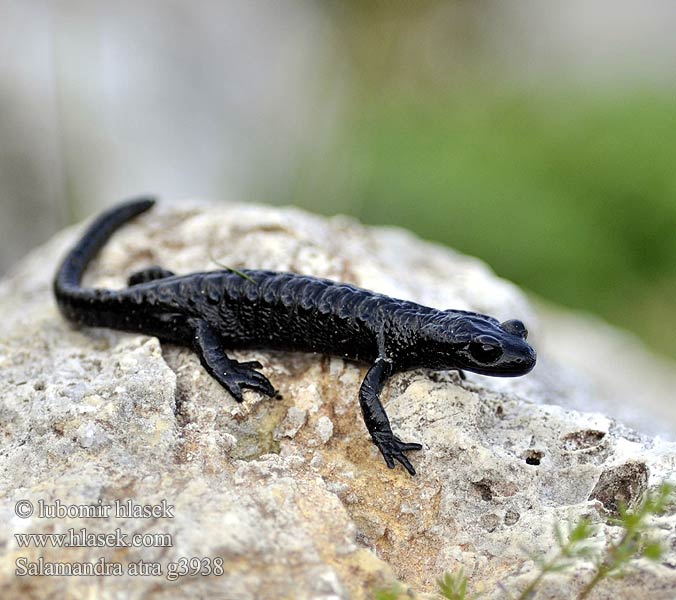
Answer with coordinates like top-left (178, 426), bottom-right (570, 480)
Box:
top-left (53, 197), bottom-right (537, 475)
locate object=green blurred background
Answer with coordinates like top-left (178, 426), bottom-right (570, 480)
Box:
top-left (1, 1), bottom-right (675, 359)
top-left (286, 4), bottom-right (676, 361)
top-left (289, 87), bottom-right (676, 359)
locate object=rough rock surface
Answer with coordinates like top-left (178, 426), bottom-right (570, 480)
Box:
top-left (1, 201), bottom-right (675, 599)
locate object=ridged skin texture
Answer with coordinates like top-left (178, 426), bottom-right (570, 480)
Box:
top-left (53, 198), bottom-right (537, 475)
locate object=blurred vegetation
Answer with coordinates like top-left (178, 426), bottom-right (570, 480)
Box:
top-left (289, 85), bottom-right (676, 360)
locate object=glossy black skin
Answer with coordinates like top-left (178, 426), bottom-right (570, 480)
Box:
top-left (53, 198), bottom-right (536, 475)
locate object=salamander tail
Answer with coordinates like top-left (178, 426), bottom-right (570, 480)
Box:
top-left (53, 197), bottom-right (156, 295)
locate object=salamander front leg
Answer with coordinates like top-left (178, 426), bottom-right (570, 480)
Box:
top-left (191, 319), bottom-right (276, 402)
top-left (359, 358), bottom-right (423, 476)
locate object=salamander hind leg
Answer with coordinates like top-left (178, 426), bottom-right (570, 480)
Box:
top-left (191, 319), bottom-right (275, 402)
top-left (359, 358), bottom-right (423, 476)
top-left (127, 266), bottom-right (175, 286)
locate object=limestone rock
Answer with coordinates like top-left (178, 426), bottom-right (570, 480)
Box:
top-left (0, 201), bottom-right (675, 599)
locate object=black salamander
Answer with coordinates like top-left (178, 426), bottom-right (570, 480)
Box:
top-left (53, 198), bottom-right (536, 475)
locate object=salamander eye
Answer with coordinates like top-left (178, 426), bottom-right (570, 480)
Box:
top-left (468, 335), bottom-right (502, 363)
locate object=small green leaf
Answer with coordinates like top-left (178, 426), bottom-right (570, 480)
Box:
top-left (642, 541), bottom-right (664, 561)
top-left (223, 265), bottom-right (257, 284)
top-left (569, 517), bottom-right (595, 542)
top-left (374, 583), bottom-right (403, 600)
top-left (437, 569), bottom-right (473, 600)
top-left (207, 243), bottom-right (258, 284)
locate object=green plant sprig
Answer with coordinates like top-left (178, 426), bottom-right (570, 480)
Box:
top-left (372, 482), bottom-right (673, 600)
top-left (515, 517), bottom-right (598, 600)
top-left (578, 482), bottom-right (673, 599)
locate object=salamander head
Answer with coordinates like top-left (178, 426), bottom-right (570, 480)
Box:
top-left (418, 313), bottom-right (536, 377)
